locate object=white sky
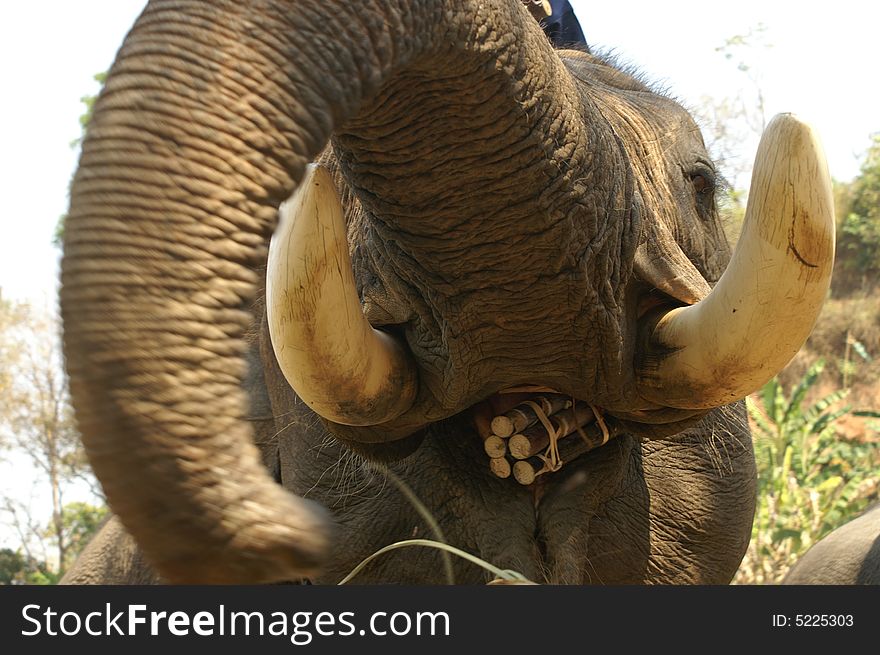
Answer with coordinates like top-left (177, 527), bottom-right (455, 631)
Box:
top-left (0, 0), bottom-right (877, 305)
top-left (0, 1), bottom-right (878, 548)
top-left (570, 0), bottom-right (878, 183)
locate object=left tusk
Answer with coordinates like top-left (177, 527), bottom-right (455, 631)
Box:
top-left (637, 114), bottom-right (835, 409)
top-left (266, 164), bottom-right (418, 427)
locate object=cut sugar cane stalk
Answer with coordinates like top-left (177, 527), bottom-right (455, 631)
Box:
top-left (491, 395), bottom-right (571, 438)
top-left (472, 400), bottom-right (507, 457)
top-left (512, 422), bottom-right (609, 486)
top-left (483, 435), bottom-right (508, 459)
top-left (511, 460), bottom-right (540, 486)
top-left (508, 404), bottom-right (596, 460)
top-left (489, 457), bottom-right (512, 479)
top-left (513, 439), bottom-right (586, 486)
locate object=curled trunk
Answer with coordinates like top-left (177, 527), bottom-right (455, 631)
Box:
top-left (61, 0), bottom-right (586, 583)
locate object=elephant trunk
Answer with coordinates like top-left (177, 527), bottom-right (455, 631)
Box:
top-left (61, 0), bottom-right (581, 582)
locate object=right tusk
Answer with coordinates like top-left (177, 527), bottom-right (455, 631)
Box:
top-left (266, 164), bottom-right (418, 427)
top-left (637, 113), bottom-right (835, 409)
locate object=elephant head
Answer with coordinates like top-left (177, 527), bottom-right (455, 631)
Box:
top-left (61, 0), bottom-right (834, 584)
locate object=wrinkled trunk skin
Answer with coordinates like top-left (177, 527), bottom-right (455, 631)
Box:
top-left (61, 517), bottom-right (160, 585)
top-left (61, 1), bottom-right (601, 582)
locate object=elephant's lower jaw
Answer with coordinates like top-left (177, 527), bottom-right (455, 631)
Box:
top-left (322, 387), bottom-right (597, 468)
top-left (331, 427), bottom-right (428, 463)
top-left (326, 384), bottom-right (707, 468)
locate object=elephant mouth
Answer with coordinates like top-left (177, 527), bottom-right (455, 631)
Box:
top-left (471, 387), bottom-right (612, 486)
top-left (466, 381), bottom-right (713, 486)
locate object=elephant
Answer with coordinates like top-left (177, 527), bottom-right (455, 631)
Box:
top-left (60, 516), bottom-right (160, 585)
top-left (59, 0), bottom-right (835, 585)
top-left (783, 504), bottom-right (880, 585)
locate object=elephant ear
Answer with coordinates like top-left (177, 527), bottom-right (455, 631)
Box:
top-left (636, 114), bottom-right (835, 410)
top-left (633, 222), bottom-right (712, 306)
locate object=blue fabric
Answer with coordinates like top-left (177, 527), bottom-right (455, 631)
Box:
top-left (542, 0), bottom-right (588, 50)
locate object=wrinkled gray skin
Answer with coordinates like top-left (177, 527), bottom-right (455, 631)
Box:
top-left (783, 504), bottom-right (880, 585)
top-left (61, 0), bottom-right (756, 584)
top-left (61, 517), bottom-right (160, 585)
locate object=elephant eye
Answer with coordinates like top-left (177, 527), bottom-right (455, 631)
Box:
top-left (690, 171), bottom-right (714, 196)
top-left (687, 165), bottom-right (718, 220)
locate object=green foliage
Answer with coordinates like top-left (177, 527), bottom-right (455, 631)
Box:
top-left (52, 215), bottom-right (66, 249)
top-left (839, 211), bottom-right (880, 278)
top-left (69, 71), bottom-right (107, 149)
top-left (834, 134), bottom-right (880, 294)
top-left (736, 361), bottom-right (880, 583)
top-left (718, 186), bottom-right (747, 246)
top-left (0, 502), bottom-right (106, 584)
top-left (0, 548), bottom-right (57, 585)
top-left (52, 502), bottom-right (108, 571)
top-left (56, 72), bottom-right (108, 247)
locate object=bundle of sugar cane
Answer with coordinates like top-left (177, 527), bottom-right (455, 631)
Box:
top-left (473, 403), bottom-right (508, 460)
top-left (478, 393), bottom-right (611, 483)
top-left (490, 395), bottom-right (572, 439)
top-left (512, 420), bottom-right (611, 486)
top-left (488, 456), bottom-right (512, 479)
top-left (508, 403), bottom-right (596, 460)
top-left (482, 394), bottom-right (570, 463)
